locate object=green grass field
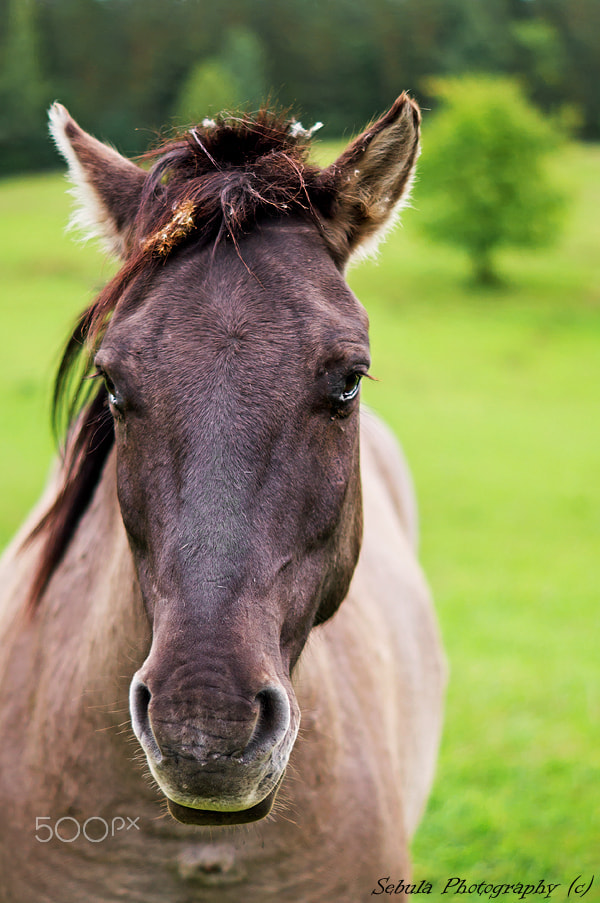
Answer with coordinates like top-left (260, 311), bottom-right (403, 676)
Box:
top-left (1, 140), bottom-right (598, 897)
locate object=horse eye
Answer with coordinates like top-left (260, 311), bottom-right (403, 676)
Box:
top-left (339, 372), bottom-right (362, 403)
top-left (101, 373), bottom-right (122, 410)
top-left (107, 387), bottom-right (121, 409)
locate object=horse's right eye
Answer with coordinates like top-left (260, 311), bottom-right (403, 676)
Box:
top-left (107, 384), bottom-right (121, 410)
top-left (98, 370), bottom-right (123, 412)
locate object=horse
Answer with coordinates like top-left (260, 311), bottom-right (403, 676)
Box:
top-left (0, 95), bottom-right (445, 902)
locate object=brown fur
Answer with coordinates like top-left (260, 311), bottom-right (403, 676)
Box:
top-left (0, 97), bottom-right (444, 901)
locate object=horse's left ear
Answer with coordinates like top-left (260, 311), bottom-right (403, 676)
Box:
top-left (49, 103), bottom-right (146, 258)
top-left (320, 93), bottom-right (421, 266)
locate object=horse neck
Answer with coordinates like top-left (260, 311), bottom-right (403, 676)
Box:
top-left (0, 449), bottom-right (150, 811)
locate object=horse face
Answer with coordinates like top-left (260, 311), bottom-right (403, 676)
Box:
top-left (96, 222), bottom-right (369, 822)
top-left (46, 96), bottom-right (420, 823)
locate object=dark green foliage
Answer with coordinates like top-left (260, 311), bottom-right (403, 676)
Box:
top-left (173, 27), bottom-right (267, 124)
top-left (0, 0), bottom-right (598, 173)
top-left (0, 0), bottom-right (52, 170)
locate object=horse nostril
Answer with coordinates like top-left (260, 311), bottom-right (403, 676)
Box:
top-left (248, 685), bottom-right (291, 758)
top-left (129, 675), bottom-right (290, 766)
top-left (129, 675), bottom-right (162, 764)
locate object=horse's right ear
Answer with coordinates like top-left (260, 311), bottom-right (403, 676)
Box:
top-left (49, 103), bottom-right (146, 258)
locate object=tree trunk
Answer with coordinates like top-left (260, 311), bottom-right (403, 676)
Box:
top-left (472, 247), bottom-right (500, 286)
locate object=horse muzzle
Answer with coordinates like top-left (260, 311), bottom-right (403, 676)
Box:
top-left (129, 672), bottom-right (297, 825)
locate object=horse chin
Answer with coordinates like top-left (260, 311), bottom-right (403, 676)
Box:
top-left (166, 779), bottom-right (283, 826)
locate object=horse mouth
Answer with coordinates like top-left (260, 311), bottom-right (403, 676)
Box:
top-left (166, 779), bottom-right (282, 826)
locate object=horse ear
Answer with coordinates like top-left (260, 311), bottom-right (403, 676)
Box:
top-left (320, 93), bottom-right (421, 266)
top-left (49, 103), bottom-right (146, 258)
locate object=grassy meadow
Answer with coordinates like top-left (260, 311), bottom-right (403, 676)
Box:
top-left (1, 139), bottom-right (598, 896)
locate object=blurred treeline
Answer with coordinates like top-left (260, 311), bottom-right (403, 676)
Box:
top-left (0, 0), bottom-right (598, 174)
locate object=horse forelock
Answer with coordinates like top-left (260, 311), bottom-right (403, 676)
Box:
top-left (135, 108), bottom-right (337, 258)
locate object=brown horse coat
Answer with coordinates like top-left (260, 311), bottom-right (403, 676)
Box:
top-left (0, 96), bottom-right (444, 902)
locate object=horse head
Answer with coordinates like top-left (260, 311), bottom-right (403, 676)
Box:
top-left (43, 97), bottom-right (420, 825)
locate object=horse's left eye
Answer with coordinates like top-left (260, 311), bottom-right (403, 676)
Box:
top-left (339, 372), bottom-right (362, 404)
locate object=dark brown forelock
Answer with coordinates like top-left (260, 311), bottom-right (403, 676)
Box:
top-left (83, 109), bottom-right (338, 351)
top-left (25, 108), bottom-right (338, 612)
top-left (137, 109), bottom-right (337, 248)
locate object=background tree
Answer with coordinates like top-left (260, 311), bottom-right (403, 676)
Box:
top-left (419, 76), bottom-right (567, 284)
top-left (174, 60), bottom-right (239, 125)
top-left (174, 27), bottom-right (266, 125)
top-left (0, 0), bottom-right (597, 174)
top-left (0, 0), bottom-right (48, 169)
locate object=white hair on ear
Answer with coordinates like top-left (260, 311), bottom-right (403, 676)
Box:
top-left (48, 103), bottom-right (125, 257)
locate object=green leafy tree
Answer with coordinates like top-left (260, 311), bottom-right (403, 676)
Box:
top-left (173, 27), bottom-right (266, 125)
top-left (174, 59), bottom-right (239, 124)
top-left (420, 76), bottom-right (567, 284)
top-left (221, 26), bottom-right (266, 109)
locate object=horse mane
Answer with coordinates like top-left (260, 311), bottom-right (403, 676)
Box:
top-left (26, 107), bottom-right (339, 612)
